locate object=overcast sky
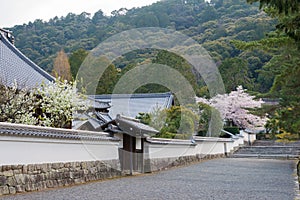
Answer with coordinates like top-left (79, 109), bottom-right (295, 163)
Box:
top-left (1, 0), bottom-right (160, 28)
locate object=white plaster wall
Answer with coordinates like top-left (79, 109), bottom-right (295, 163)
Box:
top-left (146, 143), bottom-right (197, 159)
top-left (233, 137), bottom-right (244, 147)
top-left (194, 137), bottom-right (235, 154)
top-left (195, 141), bottom-right (223, 155)
top-left (146, 137), bottom-right (241, 159)
top-left (0, 136), bottom-right (120, 165)
top-left (241, 131), bottom-right (257, 144)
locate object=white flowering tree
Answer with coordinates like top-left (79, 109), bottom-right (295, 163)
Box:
top-left (196, 86), bottom-right (267, 130)
top-left (0, 79), bottom-right (87, 128)
top-left (0, 81), bottom-right (37, 125)
top-left (34, 80), bottom-right (87, 128)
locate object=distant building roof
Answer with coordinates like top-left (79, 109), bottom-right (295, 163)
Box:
top-left (0, 29), bottom-right (54, 89)
top-left (90, 92), bottom-right (174, 118)
top-left (87, 97), bottom-right (111, 110)
top-left (262, 98), bottom-right (280, 105)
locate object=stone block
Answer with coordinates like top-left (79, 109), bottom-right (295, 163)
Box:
top-left (25, 183), bottom-right (37, 192)
top-left (36, 174), bottom-right (45, 182)
top-left (48, 172), bottom-right (55, 180)
top-left (13, 169), bottom-right (22, 175)
top-left (2, 165), bottom-right (11, 171)
top-left (0, 186), bottom-right (9, 195)
top-left (36, 182), bottom-right (47, 191)
top-left (61, 168), bottom-right (70, 172)
top-left (22, 165), bottom-right (28, 174)
top-left (57, 180), bottom-right (65, 187)
top-left (46, 180), bottom-right (54, 188)
top-left (83, 169), bottom-right (89, 175)
top-left (15, 185), bottom-right (25, 193)
top-left (64, 162), bottom-right (71, 168)
top-left (0, 176), bottom-right (7, 186)
top-left (52, 180), bottom-right (58, 188)
top-left (51, 163), bottom-right (59, 170)
top-left (15, 174), bottom-right (25, 185)
top-left (40, 164), bottom-right (49, 173)
top-left (24, 174), bottom-right (31, 184)
top-left (3, 170), bottom-right (13, 177)
top-left (69, 172), bottom-right (74, 179)
top-left (81, 162), bottom-right (87, 169)
top-left (75, 162), bottom-right (81, 167)
top-left (6, 177), bottom-right (16, 186)
top-left (27, 164), bottom-right (36, 172)
top-left (74, 178), bottom-right (84, 184)
top-left (61, 172), bottom-right (69, 179)
top-left (35, 164), bottom-right (42, 171)
top-left (66, 178), bottom-right (74, 185)
top-left (11, 165), bottom-right (22, 170)
top-left (8, 187), bottom-right (16, 194)
top-left (55, 172), bottom-right (63, 180)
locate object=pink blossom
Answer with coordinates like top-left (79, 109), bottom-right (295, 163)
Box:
top-left (196, 86), bottom-right (267, 130)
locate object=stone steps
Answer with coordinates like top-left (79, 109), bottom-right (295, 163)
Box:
top-left (252, 140), bottom-right (300, 147)
top-left (235, 146), bottom-right (300, 154)
top-left (231, 154), bottom-right (300, 159)
top-left (231, 140), bottom-right (300, 159)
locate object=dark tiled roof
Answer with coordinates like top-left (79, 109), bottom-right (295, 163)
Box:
top-left (95, 112), bottom-right (112, 123)
top-left (0, 122), bottom-right (119, 141)
top-left (90, 92), bottom-right (174, 118)
top-left (87, 97), bottom-right (111, 110)
top-left (72, 112), bottom-right (112, 131)
top-left (0, 31), bottom-right (54, 89)
top-left (115, 115), bottom-right (159, 138)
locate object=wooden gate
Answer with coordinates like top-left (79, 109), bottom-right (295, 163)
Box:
top-left (119, 134), bottom-right (145, 174)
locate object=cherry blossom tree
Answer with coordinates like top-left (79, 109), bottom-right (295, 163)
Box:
top-left (196, 86), bottom-right (267, 130)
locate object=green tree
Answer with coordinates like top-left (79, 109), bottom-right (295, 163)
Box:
top-left (137, 105), bottom-right (199, 139)
top-left (153, 50), bottom-right (199, 95)
top-left (248, 0), bottom-right (300, 46)
top-left (219, 57), bottom-right (253, 92)
top-left (234, 0), bottom-right (300, 138)
top-left (135, 13), bottom-right (159, 27)
top-left (96, 64), bottom-right (119, 94)
top-left (69, 49), bottom-right (88, 79)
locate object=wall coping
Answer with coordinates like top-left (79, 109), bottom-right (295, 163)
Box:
top-left (0, 122), bottom-right (119, 142)
top-left (194, 136), bottom-right (235, 143)
top-left (146, 137), bottom-right (196, 146)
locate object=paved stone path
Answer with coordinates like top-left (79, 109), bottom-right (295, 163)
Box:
top-left (1, 158), bottom-right (298, 200)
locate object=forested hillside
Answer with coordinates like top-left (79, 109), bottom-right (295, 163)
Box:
top-left (4, 0), bottom-right (300, 138)
top-left (8, 0), bottom-right (275, 93)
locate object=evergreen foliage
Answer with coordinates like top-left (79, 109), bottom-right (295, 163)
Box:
top-left (8, 0), bottom-right (275, 93)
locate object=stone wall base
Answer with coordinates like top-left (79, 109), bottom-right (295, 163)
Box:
top-left (0, 160), bottom-right (122, 196)
top-left (145, 154), bottom-right (225, 173)
top-left (0, 155), bottom-right (226, 196)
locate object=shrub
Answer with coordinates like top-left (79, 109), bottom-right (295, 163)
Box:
top-left (224, 126), bottom-right (240, 135)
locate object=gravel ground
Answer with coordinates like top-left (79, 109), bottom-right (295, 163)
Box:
top-left (0, 158), bottom-right (298, 200)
